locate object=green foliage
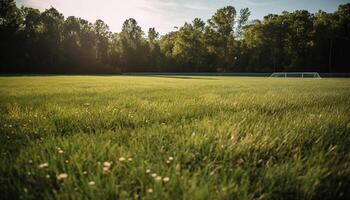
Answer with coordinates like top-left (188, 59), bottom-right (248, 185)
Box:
top-left (236, 8), bottom-right (251, 38)
top-left (208, 6), bottom-right (237, 36)
top-left (117, 18), bottom-right (150, 71)
top-left (0, 0), bottom-right (23, 29)
top-left (94, 19), bottom-right (110, 63)
top-left (0, 76), bottom-right (350, 199)
top-left (239, 5), bottom-right (350, 72)
top-left (0, 1), bottom-right (350, 73)
top-left (172, 19), bottom-right (207, 71)
top-left (147, 28), bottom-right (161, 69)
top-left (206, 6), bottom-right (239, 70)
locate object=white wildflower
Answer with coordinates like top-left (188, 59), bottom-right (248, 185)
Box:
top-left (103, 166), bottom-right (110, 171)
top-left (103, 167), bottom-right (110, 174)
top-left (163, 177), bottom-right (170, 182)
top-left (119, 157), bottom-right (126, 161)
top-left (57, 173), bottom-right (68, 180)
top-left (38, 163), bottom-right (49, 168)
top-left (103, 161), bottom-right (111, 167)
top-left (155, 176), bottom-right (162, 182)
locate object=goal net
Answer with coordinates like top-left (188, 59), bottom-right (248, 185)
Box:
top-left (270, 72), bottom-right (321, 78)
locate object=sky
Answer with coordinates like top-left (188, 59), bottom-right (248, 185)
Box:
top-left (16, 0), bottom-right (349, 35)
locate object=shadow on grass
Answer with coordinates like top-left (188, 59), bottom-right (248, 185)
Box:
top-left (145, 75), bottom-right (218, 80)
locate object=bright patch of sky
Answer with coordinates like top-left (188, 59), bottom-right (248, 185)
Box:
top-left (16, 0), bottom-right (349, 35)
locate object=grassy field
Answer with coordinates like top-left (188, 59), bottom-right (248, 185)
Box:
top-left (1, 76), bottom-right (350, 200)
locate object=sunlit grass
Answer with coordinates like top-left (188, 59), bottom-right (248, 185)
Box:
top-left (1, 76), bottom-right (350, 199)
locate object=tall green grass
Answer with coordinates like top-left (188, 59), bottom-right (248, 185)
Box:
top-left (0, 76), bottom-right (349, 199)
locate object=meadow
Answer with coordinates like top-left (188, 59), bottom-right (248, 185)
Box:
top-left (0, 76), bottom-right (350, 200)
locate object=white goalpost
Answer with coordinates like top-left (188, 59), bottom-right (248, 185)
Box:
top-left (269, 72), bottom-right (321, 78)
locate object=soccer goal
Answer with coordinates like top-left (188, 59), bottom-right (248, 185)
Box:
top-left (269, 72), bottom-right (321, 78)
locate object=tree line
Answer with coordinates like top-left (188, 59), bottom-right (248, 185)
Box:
top-left (1, 0), bottom-right (349, 74)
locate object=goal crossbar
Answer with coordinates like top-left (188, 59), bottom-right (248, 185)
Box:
top-left (270, 72), bottom-right (321, 78)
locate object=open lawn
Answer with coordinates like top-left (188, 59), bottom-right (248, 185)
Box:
top-left (1, 76), bottom-right (350, 200)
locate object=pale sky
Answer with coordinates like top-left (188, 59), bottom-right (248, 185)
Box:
top-left (16, 0), bottom-right (349, 35)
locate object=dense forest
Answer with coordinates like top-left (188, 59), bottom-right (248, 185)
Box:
top-left (1, 0), bottom-right (349, 74)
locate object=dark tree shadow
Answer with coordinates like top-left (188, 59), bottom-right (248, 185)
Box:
top-left (145, 75), bottom-right (218, 80)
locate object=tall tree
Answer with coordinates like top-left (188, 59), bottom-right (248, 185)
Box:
top-left (20, 7), bottom-right (42, 72)
top-left (39, 7), bottom-right (64, 72)
top-left (147, 27), bottom-right (160, 69)
top-left (207, 6), bottom-right (250, 71)
top-left (159, 31), bottom-right (177, 71)
top-left (236, 8), bottom-right (251, 38)
top-left (94, 19), bottom-right (110, 64)
top-left (0, 0), bottom-right (23, 72)
top-left (119, 18), bottom-right (147, 71)
top-left (172, 18), bottom-right (207, 71)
